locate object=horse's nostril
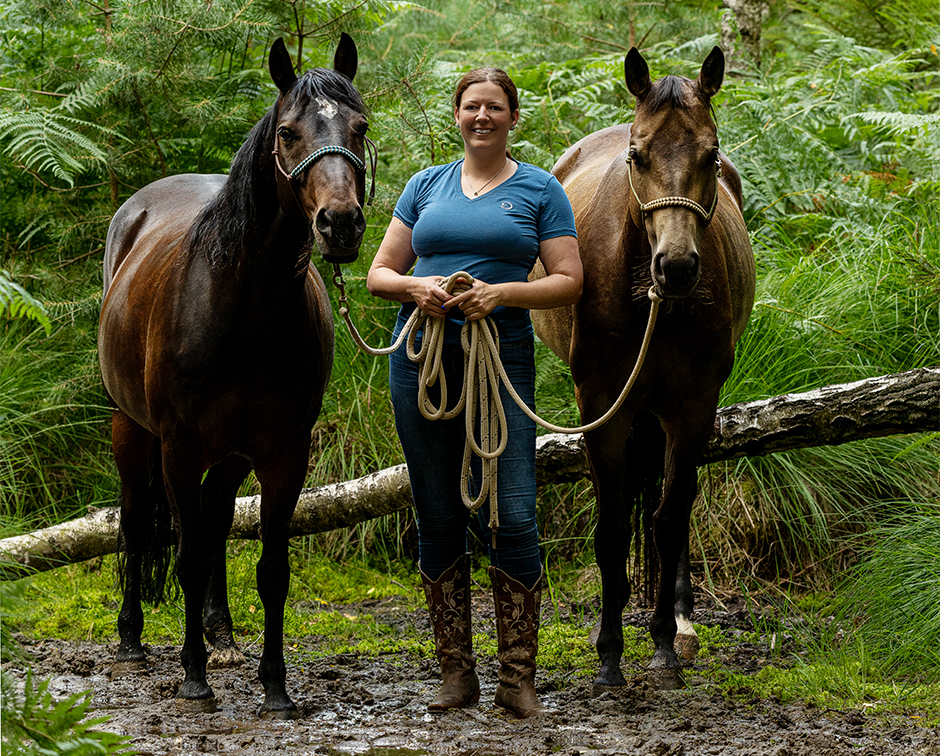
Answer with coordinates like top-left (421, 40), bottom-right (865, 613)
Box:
top-left (652, 253), bottom-right (665, 280)
top-left (315, 207), bottom-right (334, 238)
top-left (655, 252), bottom-right (700, 293)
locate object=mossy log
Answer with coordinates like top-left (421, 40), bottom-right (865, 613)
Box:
top-left (1, 367), bottom-right (936, 578)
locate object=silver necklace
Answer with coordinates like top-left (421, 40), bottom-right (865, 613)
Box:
top-left (464, 158), bottom-right (508, 197)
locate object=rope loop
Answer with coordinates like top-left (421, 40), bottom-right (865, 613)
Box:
top-left (331, 265), bottom-right (661, 543)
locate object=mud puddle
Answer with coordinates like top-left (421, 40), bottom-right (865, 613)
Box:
top-left (5, 593), bottom-right (940, 755)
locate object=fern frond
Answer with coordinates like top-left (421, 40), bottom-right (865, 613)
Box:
top-left (0, 110), bottom-right (114, 187)
top-left (850, 111), bottom-right (940, 134)
top-left (0, 270), bottom-right (51, 335)
top-left (1, 669), bottom-right (131, 755)
top-left (57, 79), bottom-right (106, 116)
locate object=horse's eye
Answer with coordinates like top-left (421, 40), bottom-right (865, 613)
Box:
top-left (354, 122), bottom-right (369, 136)
top-left (277, 127), bottom-right (295, 142)
top-left (628, 147), bottom-right (643, 167)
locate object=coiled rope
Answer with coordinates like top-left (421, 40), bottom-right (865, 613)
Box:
top-left (331, 265), bottom-right (661, 544)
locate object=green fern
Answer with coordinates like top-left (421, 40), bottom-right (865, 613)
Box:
top-left (0, 110), bottom-right (114, 187)
top-left (0, 271), bottom-right (51, 335)
top-left (851, 110), bottom-right (940, 134)
top-left (0, 669), bottom-right (132, 756)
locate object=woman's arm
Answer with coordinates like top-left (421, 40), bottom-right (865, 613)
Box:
top-left (366, 217), bottom-right (454, 318)
top-left (446, 234), bottom-right (582, 321)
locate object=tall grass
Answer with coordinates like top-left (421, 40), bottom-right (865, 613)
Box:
top-left (695, 194), bottom-right (940, 589)
top-left (830, 501), bottom-right (940, 681)
top-left (0, 291), bottom-right (114, 534)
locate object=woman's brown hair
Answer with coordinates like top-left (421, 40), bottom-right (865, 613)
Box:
top-left (453, 68), bottom-right (519, 112)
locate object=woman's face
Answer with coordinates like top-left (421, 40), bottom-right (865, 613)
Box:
top-left (455, 81), bottom-right (519, 152)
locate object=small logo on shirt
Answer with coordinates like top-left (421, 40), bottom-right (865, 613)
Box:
top-left (500, 201), bottom-right (513, 210)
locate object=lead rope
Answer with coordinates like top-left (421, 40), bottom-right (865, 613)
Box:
top-left (332, 266), bottom-right (662, 547)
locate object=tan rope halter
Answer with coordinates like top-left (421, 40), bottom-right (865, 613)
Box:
top-left (626, 155), bottom-right (722, 222)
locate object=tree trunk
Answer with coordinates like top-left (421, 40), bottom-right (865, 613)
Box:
top-left (1, 368), bottom-right (936, 578)
top-left (720, 0), bottom-right (770, 70)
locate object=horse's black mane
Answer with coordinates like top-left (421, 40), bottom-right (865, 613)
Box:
top-left (188, 68), bottom-right (365, 266)
top-left (644, 75), bottom-right (716, 120)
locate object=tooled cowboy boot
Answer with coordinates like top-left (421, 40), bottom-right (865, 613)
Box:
top-left (420, 554), bottom-right (480, 711)
top-left (489, 565), bottom-right (551, 718)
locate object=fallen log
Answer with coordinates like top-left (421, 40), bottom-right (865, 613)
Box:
top-left (1, 367), bottom-right (936, 578)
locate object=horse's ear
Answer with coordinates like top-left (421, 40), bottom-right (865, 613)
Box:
top-left (697, 46), bottom-right (725, 99)
top-left (624, 47), bottom-right (651, 101)
top-left (333, 32), bottom-right (358, 82)
top-left (269, 38), bottom-right (297, 94)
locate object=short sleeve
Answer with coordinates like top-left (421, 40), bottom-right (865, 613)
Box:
top-left (392, 171), bottom-right (423, 229)
top-left (538, 175), bottom-right (578, 241)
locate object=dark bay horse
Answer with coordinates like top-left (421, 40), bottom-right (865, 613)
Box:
top-left (532, 47), bottom-right (755, 690)
top-left (98, 35), bottom-right (368, 718)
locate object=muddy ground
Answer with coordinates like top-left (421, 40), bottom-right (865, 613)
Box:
top-left (7, 590), bottom-right (940, 756)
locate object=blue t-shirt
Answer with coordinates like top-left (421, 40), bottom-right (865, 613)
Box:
top-left (393, 159), bottom-right (577, 340)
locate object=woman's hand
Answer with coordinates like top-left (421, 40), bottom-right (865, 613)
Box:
top-left (445, 278), bottom-right (501, 321)
top-left (412, 276), bottom-right (454, 318)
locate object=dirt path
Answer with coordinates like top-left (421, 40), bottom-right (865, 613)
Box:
top-left (6, 594), bottom-right (940, 756)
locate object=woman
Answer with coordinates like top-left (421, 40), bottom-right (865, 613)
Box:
top-left (367, 68), bottom-right (581, 718)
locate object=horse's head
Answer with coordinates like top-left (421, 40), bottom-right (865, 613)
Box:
top-left (270, 35), bottom-right (368, 264)
top-left (625, 47), bottom-right (724, 300)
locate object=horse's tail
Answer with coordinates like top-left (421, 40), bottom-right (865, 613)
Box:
top-left (116, 442), bottom-right (177, 606)
top-left (627, 409), bottom-right (665, 607)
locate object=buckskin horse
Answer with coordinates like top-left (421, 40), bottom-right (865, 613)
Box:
top-left (98, 35), bottom-right (368, 718)
top-left (532, 46), bottom-right (755, 690)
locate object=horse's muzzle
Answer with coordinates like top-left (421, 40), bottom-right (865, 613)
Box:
top-left (315, 205), bottom-right (365, 263)
top-left (652, 250), bottom-right (700, 298)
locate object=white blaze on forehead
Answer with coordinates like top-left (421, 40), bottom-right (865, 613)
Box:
top-left (315, 97), bottom-right (339, 119)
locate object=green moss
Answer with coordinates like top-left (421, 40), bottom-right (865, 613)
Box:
top-left (537, 622), bottom-right (597, 673)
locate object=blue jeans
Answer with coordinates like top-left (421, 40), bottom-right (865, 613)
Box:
top-left (389, 315), bottom-right (541, 586)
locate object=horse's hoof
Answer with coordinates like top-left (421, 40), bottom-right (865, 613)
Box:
top-left (175, 696), bottom-right (220, 714)
top-left (645, 668), bottom-right (686, 691)
top-left (110, 660), bottom-right (148, 679)
top-left (259, 704), bottom-right (299, 721)
top-left (591, 666), bottom-right (628, 696)
top-left (648, 648), bottom-right (681, 670)
top-left (207, 645), bottom-right (246, 670)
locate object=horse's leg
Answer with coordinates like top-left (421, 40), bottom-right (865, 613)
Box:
top-left (254, 443), bottom-right (307, 720)
top-left (111, 411), bottom-right (156, 675)
top-left (584, 414), bottom-right (633, 691)
top-left (648, 415), bottom-right (711, 673)
top-left (161, 439), bottom-right (217, 712)
top-left (674, 535), bottom-right (700, 660)
top-left (202, 455), bottom-right (252, 669)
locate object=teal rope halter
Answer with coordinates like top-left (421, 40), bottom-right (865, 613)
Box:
top-left (273, 136), bottom-right (377, 207)
top-left (288, 145), bottom-right (365, 179)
